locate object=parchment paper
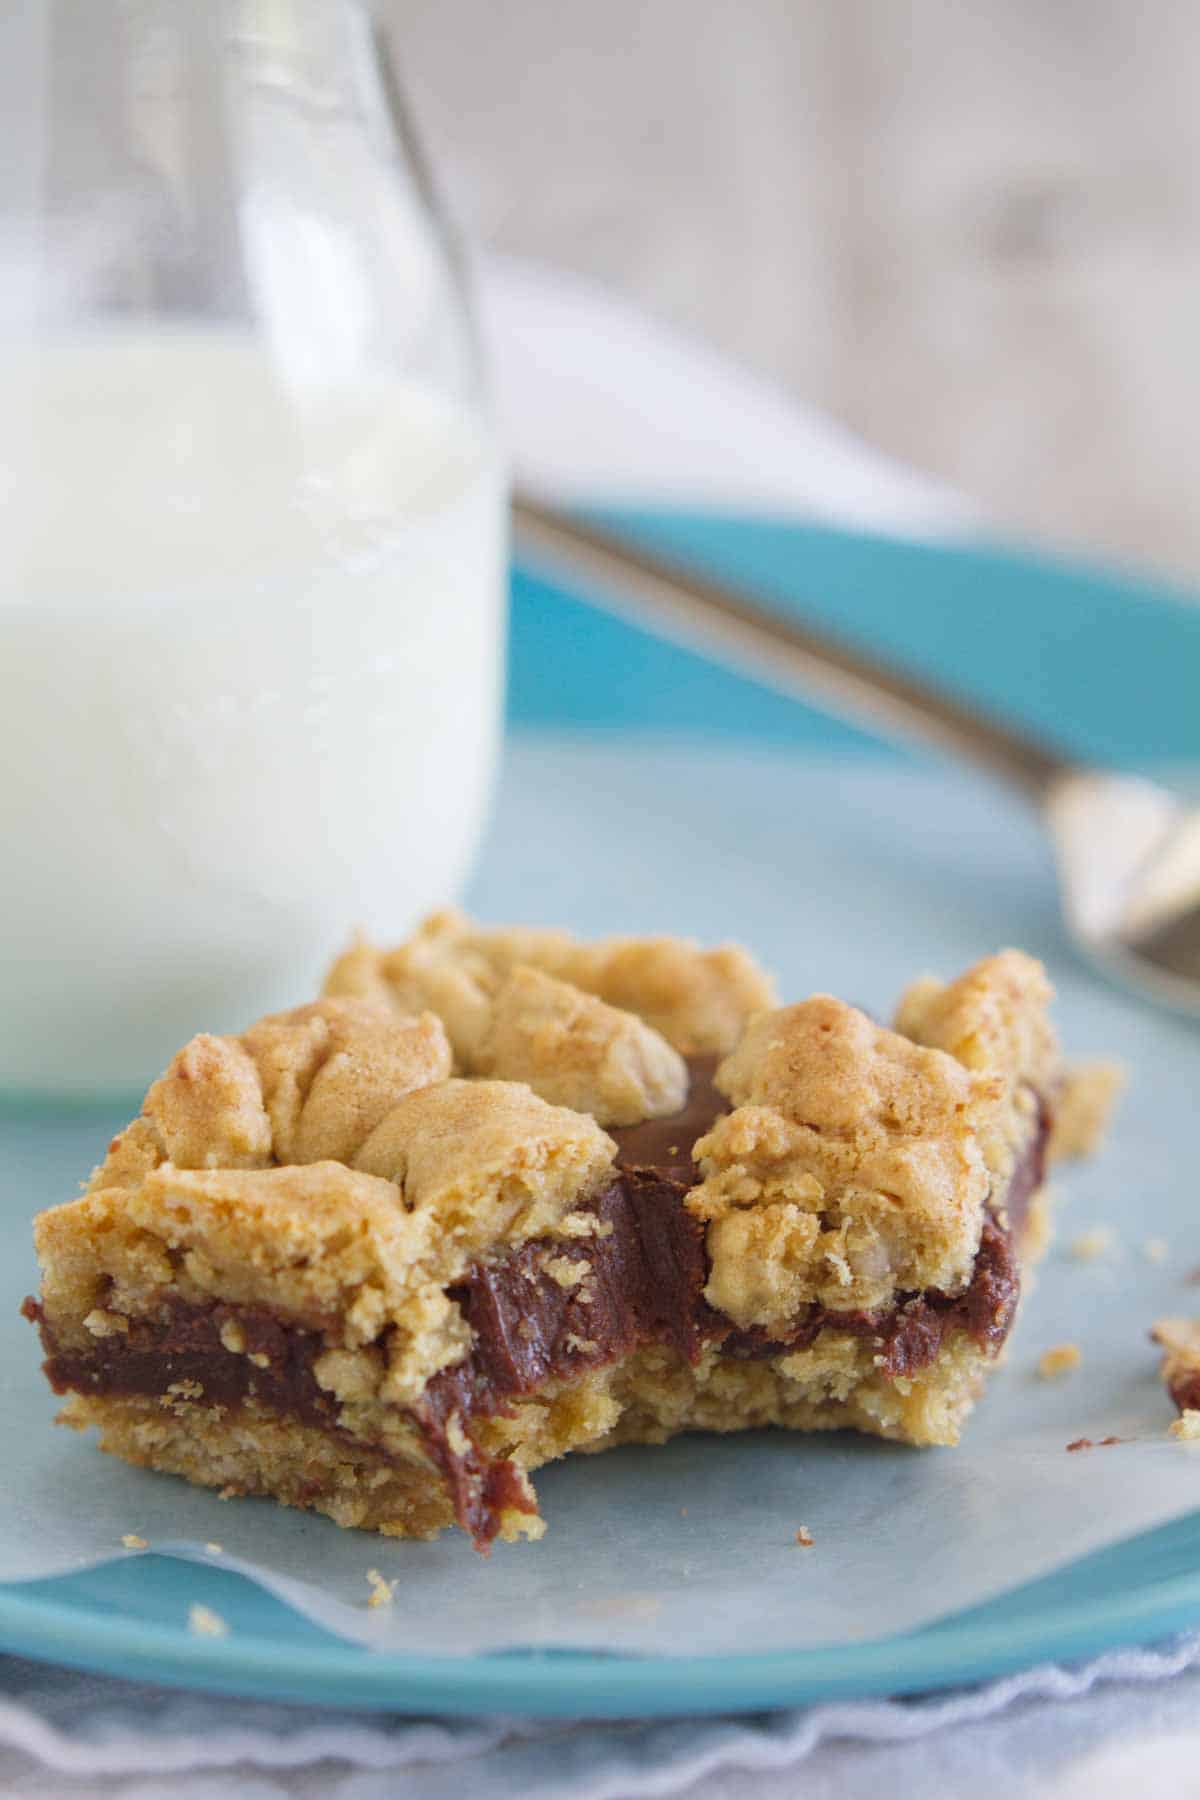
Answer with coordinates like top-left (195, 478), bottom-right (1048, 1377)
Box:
top-left (2, 743), bottom-right (1197, 1656)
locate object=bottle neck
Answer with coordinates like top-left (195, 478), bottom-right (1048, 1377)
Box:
top-left (5, 0), bottom-right (486, 418)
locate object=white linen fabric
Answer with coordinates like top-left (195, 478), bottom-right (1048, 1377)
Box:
top-left (3, 1636), bottom-right (1200, 1797)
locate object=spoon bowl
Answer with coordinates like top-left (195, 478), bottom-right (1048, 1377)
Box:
top-left (1046, 769), bottom-right (1200, 1010)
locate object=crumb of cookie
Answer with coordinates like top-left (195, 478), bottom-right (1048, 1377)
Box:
top-left (1152, 1318), bottom-right (1200, 1415)
top-left (1144, 1239), bottom-right (1169, 1264)
top-left (366, 1568), bottom-right (396, 1609)
top-left (1170, 1411), bottom-right (1200, 1441)
top-left (164, 1379), bottom-right (204, 1400)
top-left (1152, 1316), bottom-right (1200, 1355)
top-left (1022, 1190), bottom-right (1054, 1263)
top-left (187, 1604), bottom-right (228, 1637)
top-left (217, 1485), bottom-right (238, 1501)
top-left (680, 1507), bottom-right (688, 1517)
top-left (1050, 1061), bottom-right (1124, 1160)
top-left (1066, 1435), bottom-right (1123, 1451)
top-left (542, 1255), bottom-right (589, 1290)
top-left (1070, 1227), bottom-right (1114, 1261)
top-left (84, 1308), bottom-right (129, 1338)
top-left (1038, 1344), bottom-right (1082, 1379)
top-left (204, 1542), bottom-right (223, 1554)
top-left (794, 1526), bottom-right (814, 1547)
top-left (120, 1533), bottom-right (147, 1550)
top-left (444, 1412), bottom-right (471, 1459)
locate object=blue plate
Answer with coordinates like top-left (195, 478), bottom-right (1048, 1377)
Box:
top-left (0, 1513), bottom-right (1198, 1716)
top-left (4, 511), bottom-right (1199, 1716)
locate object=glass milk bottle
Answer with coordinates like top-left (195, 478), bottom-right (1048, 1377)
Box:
top-left (0, 1), bottom-right (506, 1095)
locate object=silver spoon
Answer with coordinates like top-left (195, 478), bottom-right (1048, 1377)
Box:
top-left (513, 493), bottom-right (1200, 1016)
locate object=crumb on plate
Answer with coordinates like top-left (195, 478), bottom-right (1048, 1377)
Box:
top-left (1038, 1343), bottom-right (1082, 1379)
top-left (187, 1604), bottom-right (228, 1638)
top-left (1070, 1227), bottom-right (1114, 1261)
top-left (366, 1568), bottom-right (396, 1609)
top-left (1051, 1061), bottom-right (1124, 1158)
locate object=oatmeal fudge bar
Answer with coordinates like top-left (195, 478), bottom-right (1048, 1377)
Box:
top-left (25, 922), bottom-right (1111, 1548)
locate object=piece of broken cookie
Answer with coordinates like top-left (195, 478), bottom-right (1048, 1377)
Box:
top-left (1152, 1317), bottom-right (1200, 1416)
top-left (25, 919), bottom-right (1113, 1548)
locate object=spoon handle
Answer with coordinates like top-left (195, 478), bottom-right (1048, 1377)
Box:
top-left (512, 493), bottom-right (1072, 803)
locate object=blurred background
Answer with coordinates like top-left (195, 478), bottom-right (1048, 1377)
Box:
top-left (391, 0), bottom-right (1200, 585)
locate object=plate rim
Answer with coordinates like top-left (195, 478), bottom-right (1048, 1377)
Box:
top-left (1, 1560), bottom-right (1199, 1717)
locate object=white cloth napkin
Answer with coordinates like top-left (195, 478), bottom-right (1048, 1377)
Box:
top-left (5, 257), bottom-right (1191, 1799)
top-left (4, 1637), bottom-right (1200, 1797)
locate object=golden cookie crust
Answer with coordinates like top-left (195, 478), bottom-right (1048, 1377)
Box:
top-left (689, 995), bottom-right (996, 1328)
top-left (475, 966), bottom-right (687, 1125)
top-left (324, 908), bottom-right (778, 1058)
top-left (94, 998), bottom-right (453, 1187)
top-left (895, 950), bottom-right (1055, 1193)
